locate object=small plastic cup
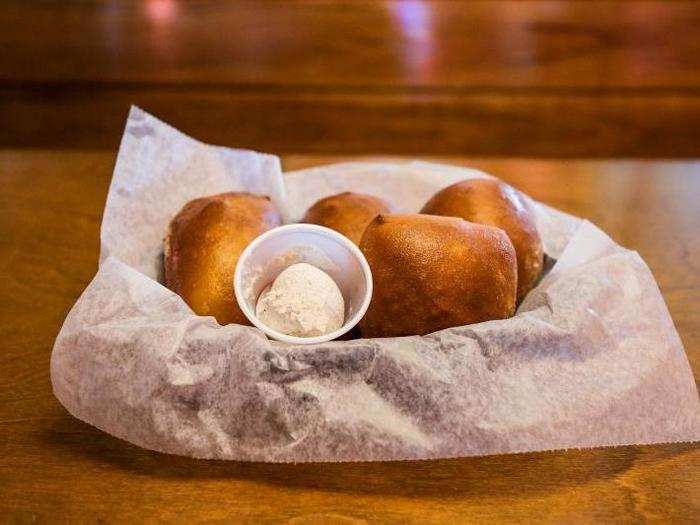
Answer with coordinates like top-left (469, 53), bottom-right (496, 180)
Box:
top-left (234, 224), bottom-right (373, 345)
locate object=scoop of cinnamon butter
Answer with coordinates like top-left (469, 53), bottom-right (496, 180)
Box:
top-left (256, 263), bottom-right (345, 337)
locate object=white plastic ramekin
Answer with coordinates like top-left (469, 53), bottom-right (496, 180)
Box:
top-left (234, 224), bottom-right (373, 345)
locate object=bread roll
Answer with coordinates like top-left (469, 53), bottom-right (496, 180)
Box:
top-left (164, 192), bottom-right (282, 325)
top-left (302, 192), bottom-right (394, 245)
top-left (421, 179), bottom-right (543, 302)
top-left (359, 214), bottom-right (517, 338)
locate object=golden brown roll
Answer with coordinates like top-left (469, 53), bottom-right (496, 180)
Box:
top-left (302, 192), bottom-right (394, 245)
top-left (164, 192), bottom-right (282, 325)
top-left (359, 214), bottom-right (517, 338)
top-left (421, 178), bottom-right (543, 302)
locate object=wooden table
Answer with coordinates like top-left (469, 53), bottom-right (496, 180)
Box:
top-left (1, 151), bottom-right (698, 523)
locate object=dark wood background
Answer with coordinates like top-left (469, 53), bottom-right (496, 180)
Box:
top-left (3, 0), bottom-right (700, 156)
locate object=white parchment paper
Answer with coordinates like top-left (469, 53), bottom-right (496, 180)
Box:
top-left (51, 107), bottom-right (700, 462)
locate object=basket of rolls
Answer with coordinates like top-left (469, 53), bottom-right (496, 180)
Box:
top-left (51, 108), bottom-right (700, 462)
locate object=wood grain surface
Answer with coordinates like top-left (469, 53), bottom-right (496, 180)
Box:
top-left (0, 150), bottom-right (698, 523)
top-left (3, 1), bottom-right (700, 155)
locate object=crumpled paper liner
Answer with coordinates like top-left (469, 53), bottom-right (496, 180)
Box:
top-left (51, 107), bottom-right (700, 462)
